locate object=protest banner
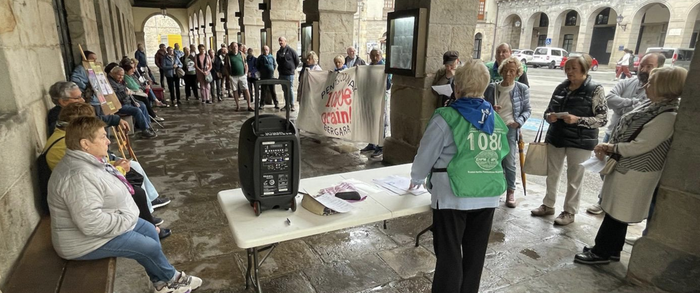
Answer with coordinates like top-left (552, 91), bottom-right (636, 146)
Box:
top-left (297, 66), bottom-right (387, 144)
top-left (79, 45), bottom-right (121, 115)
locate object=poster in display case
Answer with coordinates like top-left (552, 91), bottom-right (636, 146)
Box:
top-left (385, 8), bottom-right (427, 77)
top-left (301, 22), bottom-right (319, 61)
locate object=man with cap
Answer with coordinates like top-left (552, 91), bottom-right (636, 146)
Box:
top-left (485, 43), bottom-right (529, 86)
top-left (432, 51), bottom-right (460, 108)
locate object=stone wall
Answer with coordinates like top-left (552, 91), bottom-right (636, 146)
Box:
top-left (0, 0), bottom-right (66, 287)
top-left (476, 23), bottom-right (496, 61)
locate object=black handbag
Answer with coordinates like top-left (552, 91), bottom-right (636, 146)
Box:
top-left (125, 169), bottom-right (145, 187)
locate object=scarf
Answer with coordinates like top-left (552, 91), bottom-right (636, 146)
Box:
top-left (610, 99), bottom-right (679, 144)
top-left (450, 98), bottom-right (496, 134)
top-left (103, 160), bottom-right (134, 195)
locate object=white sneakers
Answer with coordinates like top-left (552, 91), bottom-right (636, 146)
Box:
top-left (154, 271), bottom-right (202, 293)
top-left (586, 203), bottom-right (604, 215)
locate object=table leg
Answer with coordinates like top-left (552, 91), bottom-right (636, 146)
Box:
top-left (245, 248), bottom-right (253, 289)
top-left (415, 224), bottom-right (433, 247)
top-left (253, 247), bottom-right (262, 293)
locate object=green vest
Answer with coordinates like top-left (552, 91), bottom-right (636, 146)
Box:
top-left (433, 107), bottom-right (510, 198)
top-left (485, 61), bottom-right (527, 84)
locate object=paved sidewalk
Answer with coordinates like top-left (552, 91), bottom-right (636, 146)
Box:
top-left (114, 94), bottom-right (664, 293)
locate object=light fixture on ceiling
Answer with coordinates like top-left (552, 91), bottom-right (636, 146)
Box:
top-left (617, 15), bottom-right (627, 31)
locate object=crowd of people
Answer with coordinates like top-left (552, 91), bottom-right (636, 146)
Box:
top-left (411, 43), bottom-right (687, 292)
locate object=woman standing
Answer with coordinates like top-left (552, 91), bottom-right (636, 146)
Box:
top-left (48, 116), bottom-right (201, 293)
top-left (575, 66), bottom-right (687, 264)
top-left (531, 54), bottom-right (608, 226)
top-left (161, 47), bottom-right (182, 106)
top-left (181, 47), bottom-right (199, 101)
top-left (195, 44), bottom-right (213, 104)
top-left (298, 51), bottom-right (322, 106)
top-left (484, 56), bottom-right (531, 208)
top-left (410, 59), bottom-right (510, 293)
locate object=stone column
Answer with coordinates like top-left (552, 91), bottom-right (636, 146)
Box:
top-left (663, 17), bottom-right (688, 48)
top-left (215, 30), bottom-right (226, 48)
top-left (135, 31), bottom-right (146, 49)
top-left (316, 0), bottom-right (356, 71)
top-left (242, 0), bottom-right (264, 49)
top-left (268, 0), bottom-right (302, 59)
top-left (627, 49), bottom-right (700, 293)
top-left (383, 0), bottom-right (479, 164)
top-left (548, 21), bottom-right (561, 49)
top-left (180, 33), bottom-right (191, 48)
top-left (575, 20), bottom-right (591, 52)
top-left (519, 27), bottom-right (533, 51)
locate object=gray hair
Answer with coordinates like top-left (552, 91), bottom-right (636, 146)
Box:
top-left (109, 66), bottom-right (125, 78)
top-left (49, 81), bottom-right (79, 105)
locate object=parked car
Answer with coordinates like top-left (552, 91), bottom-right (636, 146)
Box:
top-left (560, 52), bottom-right (600, 71)
top-left (531, 47), bottom-right (568, 69)
top-left (514, 49), bottom-right (535, 66)
top-left (645, 47), bottom-right (694, 70)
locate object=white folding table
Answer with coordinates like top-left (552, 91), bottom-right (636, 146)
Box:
top-left (217, 164), bottom-right (431, 293)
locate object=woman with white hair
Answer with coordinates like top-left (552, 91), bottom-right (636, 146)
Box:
top-left (484, 56), bottom-right (531, 208)
top-left (409, 59), bottom-right (510, 293)
top-left (575, 66), bottom-right (688, 265)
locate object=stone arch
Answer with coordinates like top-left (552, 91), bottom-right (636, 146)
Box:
top-left (501, 14), bottom-right (524, 49)
top-left (681, 2), bottom-right (700, 48)
top-left (582, 6), bottom-right (619, 64)
top-left (551, 9), bottom-right (582, 52)
top-left (628, 2), bottom-right (671, 54)
top-left (140, 12), bottom-right (186, 35)
top-left (525, 11), bottom-right (550, 49)
top-left (473, 33), bottom-right (484, 59)
top-left (206, 5), bottom-right (214, 49)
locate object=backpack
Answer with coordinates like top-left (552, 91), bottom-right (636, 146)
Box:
top-left (37, 137), bottom-right (64, 215)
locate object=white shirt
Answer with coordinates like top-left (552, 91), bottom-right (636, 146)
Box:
top-left (495, 83), bottom-right (515, 124)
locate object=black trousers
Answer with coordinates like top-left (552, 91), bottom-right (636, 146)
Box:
top-left (158, 67), bottom-right (165, 86)
top-left (132, 185), bottom-right (156, 225)
top-left (592, 214), bottom-right (627, 258)
top-left (184, 75), bottom-right (199, 99)
top-left (166, 76), bottom-right (181, 103)
top-left (211, 78), bottom-right (219, 100)
top-left (432, 207), bottom-right (495, 293)
top-left (260, 84), bottom-right (278, 107)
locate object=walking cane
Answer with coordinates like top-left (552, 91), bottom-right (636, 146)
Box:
top-left (518, 131), bottom-right (527, 197)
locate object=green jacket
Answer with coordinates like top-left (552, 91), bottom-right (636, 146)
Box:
top-left (433, 107), bottom-right (510, 198)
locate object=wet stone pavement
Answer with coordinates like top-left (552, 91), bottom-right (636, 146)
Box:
top-left (114, 95), bottom-right (667, 293)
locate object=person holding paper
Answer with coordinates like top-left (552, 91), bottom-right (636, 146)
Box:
top-left (575, 66), bottom-right (686, 265)
top-left (484, 56), bottom-right (531, 208)
top-left (431, 51), bottom-right (460, 108)
top-left (531, 54), bottom-right (608, 226)
top-left (410, 59), bottom-right (510, 293)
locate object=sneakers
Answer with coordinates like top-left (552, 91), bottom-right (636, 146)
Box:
top-left (574, 250), bottom-right (610, 265)
top-left (531, 204), bottom-right (555, 216)
top-left (370, 147), bottom-right (383, 158)
top-left (152, 198), bottom-right (171, 209)
top-left (505, 189), bottom-right (516, 208)
top-left (139, 129), bottom-right (157, 139)
top-left (583, 246), bottom-right (619, 261)
top-left (554, 211), bottom-right (575, 226)
top-left (625, 236), bottom-right (639, 246)
top-left (159, 228), bottom-right (172, 240)
top-left (153, 116), bottom-right (165, 122)
top-left (360, 144), bottom-right (376, 152)
top-left (586, 203), bottom-right (604, 215)
top-left (153, 217), bottom-right (164, 226)
top-left (154, 271), bottom-right (202, 293)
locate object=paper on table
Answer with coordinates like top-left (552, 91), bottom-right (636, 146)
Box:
top-left (581, 156), bottom-right (606, 173)
top-left (373, 175), bottom-right (428, 196)
top-left (431, 84), bottom-right (453, 97)
top-left (313, 193), bottom-right (354, 213)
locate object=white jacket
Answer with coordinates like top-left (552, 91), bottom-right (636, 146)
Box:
top-left (618, 53), bottom-right (631, 66)
top-left (48, 149), bottom-right (139, 259)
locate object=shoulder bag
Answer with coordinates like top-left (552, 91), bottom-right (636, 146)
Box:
top-left (523, 120), bottom-right (548, 176)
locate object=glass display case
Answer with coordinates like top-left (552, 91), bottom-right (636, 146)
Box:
top-left (385, 8), bottom-right (427, 77)
top-left (301, 22), bottom-right (319, 61)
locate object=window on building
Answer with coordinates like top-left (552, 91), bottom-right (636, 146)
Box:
top-left (538, 14), bottom-right (549, 27)
top-left (473, 33), bottom-right (483, 59)
top-left (384, 0), bottom-right (393, 10)
top-left (478, 0), bottom-right (486, 20)
top-left (563, 34), bottom-right (574, 52)
top-left (565, 11), bottom-right (578, 26)
top-left (538, 35), bottom-right (547, 47)
top-left (595, 8), bottom-right (610, 25)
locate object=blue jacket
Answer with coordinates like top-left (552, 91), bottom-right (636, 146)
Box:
top-left (70, 65), bottom-right (99, 106)
top-left (246, 55), bottom-right (258, 78)
top-left (134, 50), bottom-right (148, 68)
top-left (160, 55), bottom-right (182, 78)
top-left (256, 54), bottom-right (276, 79)
top-left (483, 81), bottom-right (531, 127)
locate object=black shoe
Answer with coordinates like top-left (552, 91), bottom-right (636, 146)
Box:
top-left (151, 198), bottom-right (171, 209)
top-left (274, 105), bottom-right (280, 110)
top-left (153, 217), bottom-right (164, 226)
top-left (574, 250), bottom-right (611, 265)
top-left (185, 96), bottom-right (190, 101)
top-left (583, 246), bottom-right (619, 261)
top-left (360, 144), bottom-right (375, 152)
top-left (139, 129), bottom-right (157, 139)
top-left (158, 228), bottom-right (171, 240)
top-left (217, 97), bottom-right (223, 102)
top-left (291, 107), bottom-right (296, 112)
top-left (371, 148), bottom-right (383, 158)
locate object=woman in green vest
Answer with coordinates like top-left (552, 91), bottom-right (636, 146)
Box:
top-left (410, 59), bottom-right (510, 293)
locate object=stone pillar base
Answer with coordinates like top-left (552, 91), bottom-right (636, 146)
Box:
top-left (382, 137), bottom-right (418, 165)
top-left (628, 237), bottom-right (700, 292)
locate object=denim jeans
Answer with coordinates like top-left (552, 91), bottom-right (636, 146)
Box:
top-left (75, 218), bottom-right (177, 285)
top-left (502, 127), bottom-right (518, 190)
top-left (130, 161), bottom-right (159, 212)
top-left (117, 102), bottom-right (150, 130)
top-left (278, 74), bottom-right (295, 106)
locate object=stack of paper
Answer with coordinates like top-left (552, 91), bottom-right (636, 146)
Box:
top-left (373, 175), bottom-right (428, 196)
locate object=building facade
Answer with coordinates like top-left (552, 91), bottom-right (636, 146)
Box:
top-left (490, 0), bottom-right (700, 66)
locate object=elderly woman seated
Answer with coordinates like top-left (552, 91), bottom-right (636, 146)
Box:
top-left (48, 115), bottom-right (202, 293)
top-left (120, 63), bottom-right (164, 122)
top-left (108, 66), bottom-right (157, 138)
top-left (45, 102), bottom-right (171, 239)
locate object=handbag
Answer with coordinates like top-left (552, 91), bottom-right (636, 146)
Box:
top-left (176, 68), bottom-right (185, 78)
top-left (523, 120), bottom-right (548, 176)
top-left (205, 72), bottom-right (213, 83)
top-left (600, 156), bottom-right (617, 175)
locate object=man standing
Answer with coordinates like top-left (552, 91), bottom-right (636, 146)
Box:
top-left (586, 52), bottom-right (666, 215)
top-left (257, 45), bottom-right (279, 109)
top-left (154, 44), bottom-right (167, 86)
top-left (485, 43), bottom-right (529, 86)
top-left (135, 44), bottom-right (157, 84)
top-left (226, 42), bottom-right (253, 111)
top-left (345, 46), bottom-right (367, 67)
top-left (276, 36), bottom-right (300, 111)
top-left (174, 43), bottom-right (185, 60)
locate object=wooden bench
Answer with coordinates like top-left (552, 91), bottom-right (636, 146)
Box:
top-left (2, 217), bottom-right (116, 293)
